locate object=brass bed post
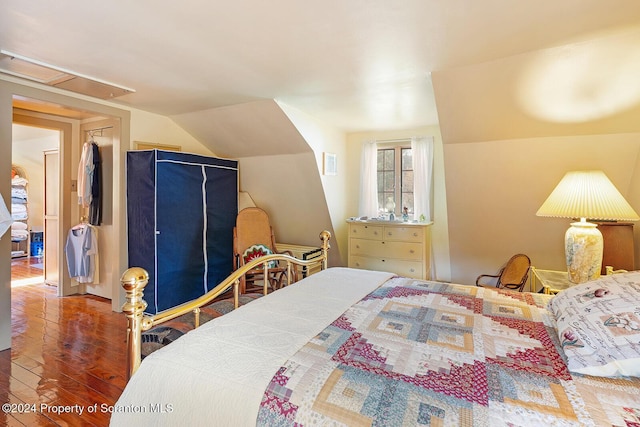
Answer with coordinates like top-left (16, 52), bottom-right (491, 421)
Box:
top-left (319, 230), bottom-right (331, 270)
top-left (121, 267), bottom-right (150, 380)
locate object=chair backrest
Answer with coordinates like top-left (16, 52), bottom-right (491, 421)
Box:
top-left (233, 207), bottom-right (276, 266)
top-left (498, 254), bottom-right (531, 291)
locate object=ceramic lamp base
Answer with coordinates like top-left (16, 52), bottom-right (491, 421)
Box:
top-left (565, 221), bottom-right (603, 284)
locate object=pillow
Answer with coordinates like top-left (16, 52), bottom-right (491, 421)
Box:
top-left (242, 244), bottom-right (277, 269)
top-left (548, 271), bottom-right (640, 377)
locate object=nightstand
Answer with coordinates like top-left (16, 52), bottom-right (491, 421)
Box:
top-left (530, 267), bottom-right (575, 294)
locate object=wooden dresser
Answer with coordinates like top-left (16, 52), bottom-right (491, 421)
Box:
top-left (347, 220), bottom-right (432, 279)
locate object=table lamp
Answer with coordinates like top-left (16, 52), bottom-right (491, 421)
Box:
top-left (536, 170), bottom-right (639, 283)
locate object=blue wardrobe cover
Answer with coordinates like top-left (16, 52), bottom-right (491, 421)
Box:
top-left (126, 150), bottom-right (238, 314)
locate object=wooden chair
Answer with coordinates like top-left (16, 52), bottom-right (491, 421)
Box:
top-left (476, 254), bottom-right (531, 292)
top-left (233, 207), bottom-right (295, 294)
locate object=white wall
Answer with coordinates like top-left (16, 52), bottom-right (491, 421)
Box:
top-left (278, 102), bottom-right (349, 265)
top-left (345, 126), bottom-right (452, 282)
top-left (444, 133), bottom-right (640, 285)
top-left (130, 109), bottom-right (217, 155)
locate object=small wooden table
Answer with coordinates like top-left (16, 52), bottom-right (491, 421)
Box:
top-left (530, 268), bottom-right (575, 294)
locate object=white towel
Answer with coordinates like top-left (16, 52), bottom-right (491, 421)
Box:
top-left (11, 221), bottom-right (27, 230)
top-left (11, 203), bottom-right (27, 213)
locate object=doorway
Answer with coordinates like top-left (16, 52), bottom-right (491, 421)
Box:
top-left (1, 82), bottom-right (131, 352)
top-left (11, 102), bottom-right (123, 307)
top-left (11, 124), bottom-right (59, 289)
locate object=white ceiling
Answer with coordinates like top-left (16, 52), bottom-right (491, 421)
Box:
top-left (2, 0), bottom-right (640, 132)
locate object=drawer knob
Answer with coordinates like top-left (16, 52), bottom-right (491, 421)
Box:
top-left (373, 231), bottom-right (378, 235)
top-left (381, 259), bottom-right (385, 262)
top-left (388, 232), bottom-right (392, 236)
top-left (356, 245), bottom-right (360, 249)
top-left (413, 233), bottom-right (418, 237)
top-left (410, 268), bottom-right (415, 272)
top-left (409, 250), bottom-right (415, 254)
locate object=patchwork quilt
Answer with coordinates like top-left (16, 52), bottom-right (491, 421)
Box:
top-left (257, 278), bottom-right (640, 426)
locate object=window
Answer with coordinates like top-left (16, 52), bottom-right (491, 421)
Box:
top-left (377, 146), bottom-right (413, 216)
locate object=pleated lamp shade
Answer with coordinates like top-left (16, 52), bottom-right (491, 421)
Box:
top-left (537, 171), bottom-right (639, 284)
top-left (536, 170), bottom-right (639, 221)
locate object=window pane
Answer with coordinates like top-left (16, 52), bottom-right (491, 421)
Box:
top-left (383, 171), bottom-right (394, 191)
top-left (384, 150), bottom-right (395, 170)
top-left (401, 148), bottom-right (413, 170)
top-left (402, 170), bottom-right (413, 192)
top-left (377, 150), bottom-right (385, 170)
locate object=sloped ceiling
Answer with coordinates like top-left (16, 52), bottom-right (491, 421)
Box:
top-left (3, 1), bottom-right (640, 133)
top-left (171, 100), bottom-right (310, 158)
top-left (433, 26), bottom-right (640, 144)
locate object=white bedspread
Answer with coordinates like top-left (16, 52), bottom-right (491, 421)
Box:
top-left (110, 267), bottom-right (394, 426)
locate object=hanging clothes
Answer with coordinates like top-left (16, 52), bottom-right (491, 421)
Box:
top-left (89, 142), bottom-right (102, 225)
top-left (77, 140), bottom-right (102, 225)
top-left (65, 224), bottom-right (99, 284)
top-left (77, 141), bottom-right (94, 208)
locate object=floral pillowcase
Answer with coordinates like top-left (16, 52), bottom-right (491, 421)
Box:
top-left (547, 271), bottom-right (640, 377)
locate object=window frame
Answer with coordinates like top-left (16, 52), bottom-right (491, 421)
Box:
top-left (377, 142), bottom-right (413, 216)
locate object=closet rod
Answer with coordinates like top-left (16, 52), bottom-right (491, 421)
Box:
top-left (85, 126), bottom-right (113, 138)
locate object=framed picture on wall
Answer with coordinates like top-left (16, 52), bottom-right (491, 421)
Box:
top-left (323, 152), bottom-right (337, 176)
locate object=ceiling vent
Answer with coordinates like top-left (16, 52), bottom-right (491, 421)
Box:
top-left (0, 50), bottom-right (135, 99)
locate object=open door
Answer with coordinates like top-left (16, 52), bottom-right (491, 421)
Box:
top-left (43, 149), bottom-right (59, 288)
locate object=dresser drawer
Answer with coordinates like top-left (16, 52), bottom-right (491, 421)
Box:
top-left (347, 220), bottom-right (431, 280)
top-left (350, 238), bottom-right (422, 261)
top-left (349, 256), bottom-right (423, 279)
top-left (349, 223), bottom-right (383, 240)
top-left (383, 226), bottom-right (423, 242)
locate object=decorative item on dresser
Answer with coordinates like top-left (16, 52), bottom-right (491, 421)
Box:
top-left (347, 219), bottom-right (432, 279)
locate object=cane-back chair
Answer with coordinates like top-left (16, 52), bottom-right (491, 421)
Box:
top-left (476, 254), bottom-right (531, 292)
top-left (233, 207), bottom-right (294, 294)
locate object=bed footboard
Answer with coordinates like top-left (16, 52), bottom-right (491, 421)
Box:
top-left (121, 230), bottom-right (331, 379)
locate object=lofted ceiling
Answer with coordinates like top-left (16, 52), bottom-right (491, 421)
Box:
top-left (2, 1), bottom-right (640, 135)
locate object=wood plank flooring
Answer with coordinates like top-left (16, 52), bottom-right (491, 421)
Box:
top-left (1, 257), bottom-right (126, 426)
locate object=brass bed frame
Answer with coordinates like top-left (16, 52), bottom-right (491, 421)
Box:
top-left (120, 230), bottom-right (331, 380)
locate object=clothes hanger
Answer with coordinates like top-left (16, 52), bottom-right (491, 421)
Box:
top-left (71, 216), bottom-right (89, 230)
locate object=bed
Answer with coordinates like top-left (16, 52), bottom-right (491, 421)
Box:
top-left (111, 235), bottom-right (640, 426)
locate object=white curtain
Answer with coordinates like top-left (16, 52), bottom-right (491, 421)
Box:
top-left (359, 140), bottom-right (378, 218)
top-left (411, 136), bottom-right (434, 222)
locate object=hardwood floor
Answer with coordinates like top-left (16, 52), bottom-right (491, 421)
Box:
top-left (1, 257), bottom-right (126, 426)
